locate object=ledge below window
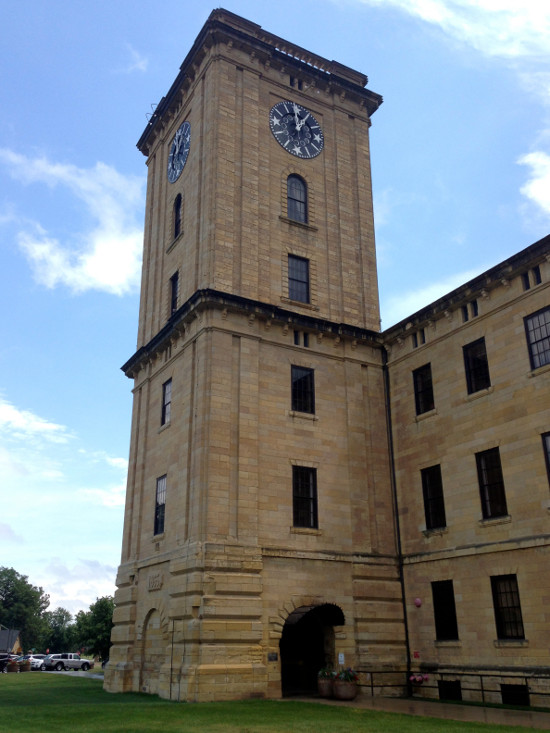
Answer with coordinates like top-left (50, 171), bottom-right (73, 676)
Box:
top-left (478, 514), bottom-right (511, 528)
top-left (465, 386), bottom-right (494, 402)
top-left (493, 639), bottom-right (528, 648)
top-left (288, 410), bottom-right (318, 422)
top-left (290, 527), bottom-right (322, 536)
top-left (279, 215), bottom-right (318, 232)
top-left (415, 408), bottom-right (437, 423)
top-left (528, 362), bottom-right (550, 378)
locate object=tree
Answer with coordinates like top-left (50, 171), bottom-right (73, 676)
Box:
top-left (0, 567), bottom-right (50, 652)
top-left (74, 596), bottom-right (114, 659)
top-left (43, 607), bottom-right (75, 652)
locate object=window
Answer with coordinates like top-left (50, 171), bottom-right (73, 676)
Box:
top-left (543, 433), bottom-right (550, 485)
top-left (287, 175), bottom-right (307, 223)
top-left (463, 337), bottom-right (491, 393)
top-left (170, 271), bottom-right (179, 316)
top-left (413, 363), bottom-right (434, 415)
top-left (476, 447), bottom-right (507, 519)
top-left (412, 329), bottom-right (425, 348)
top-left (292, 466), bottom-right (318, 528)
top-left (291, 366), bottom-right (315, 414)
top-left (501, 684), bottom-right (530, 706)
top-left (525, 306), bottom-right (550, 369)
top-left (288, 255), bottom-right (310, 303)
top-left (522, 266), bottom-right (542, 291)
top-left (491, 574), bottom-right (524, 640)
top-left (438, 680), bottom-right (462, 701)
top-left (161, 379), bottom-right (172, 426)
top-left (173, 194), bottom-right (182, 238)
top-left (154, 475), bottom-right (167, 535)
top-left (431, 580), bottom-right (459, 640)
top-left (421, 465), bottom-right (446, 530)
top-left (293, 330), bottom-right (309, 347)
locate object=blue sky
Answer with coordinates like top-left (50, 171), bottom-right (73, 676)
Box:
top-left (1, 0), bottom-right (549, 616)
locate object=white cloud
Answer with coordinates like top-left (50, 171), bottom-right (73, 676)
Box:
top-left (120, 43), bottom-right (149, 73)
top-left (381, 266), bottom-right (488, 327)
top-left (39, 558), bottom-right (117, 614)
top-left (518, 151), bottom-right (550, 220)
top-left (0, 396), bottom-right (71, 444)
top-left (0, 150), bottom-right (144, 295)
top-left (350, 0), bottom-right (550, 58)
top-left (0, 523), bottom-right (24, 543)
top-left (78, 483), bottom-right (127, 508)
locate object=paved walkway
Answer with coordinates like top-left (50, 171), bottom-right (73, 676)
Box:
top-left (294, 694), bottom-right (550, 729)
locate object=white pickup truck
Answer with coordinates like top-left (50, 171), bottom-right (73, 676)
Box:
top-left (42, 653), bottom-right (94, 671)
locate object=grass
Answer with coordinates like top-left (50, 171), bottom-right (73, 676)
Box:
top-left (0, 673), bottom-right (539, 733)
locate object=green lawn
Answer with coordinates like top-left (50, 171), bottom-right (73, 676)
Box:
top-left (0, 673), bottom-right (535, 733)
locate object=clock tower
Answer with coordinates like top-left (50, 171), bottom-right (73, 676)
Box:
top-left (105, 9), bottom-right (406, 702)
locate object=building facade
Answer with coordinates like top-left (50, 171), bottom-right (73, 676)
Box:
top-left (104, 9), bottom-right (550, 705)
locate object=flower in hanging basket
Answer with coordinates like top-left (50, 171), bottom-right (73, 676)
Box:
top-left (409, 674), bottom-right (425, 684)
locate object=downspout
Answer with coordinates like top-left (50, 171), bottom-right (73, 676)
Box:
top-left (382, 345), bottom-right (412, 696)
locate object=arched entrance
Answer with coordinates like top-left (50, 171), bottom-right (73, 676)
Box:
top-left (279, 603), bottom-right (345, 696)
top-left (139, 609), bottom-right (164, 695)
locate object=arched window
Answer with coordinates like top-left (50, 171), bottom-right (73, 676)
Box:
top-left (287, 175), bottom-right (307, 223)
top-left (173, 193), bottom-right (182, 239)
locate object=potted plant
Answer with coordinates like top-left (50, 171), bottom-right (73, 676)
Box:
top-left (333, 667), bottom-right (359, 700)
top-left (317, 667), bottom-right (335, 698)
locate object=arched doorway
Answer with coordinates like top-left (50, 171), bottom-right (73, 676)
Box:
top-left (279, 603), bottom-right (345, 696)
top-left (139, 609), bottom-right (164, 695)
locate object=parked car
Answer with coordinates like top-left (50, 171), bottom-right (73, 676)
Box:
top-left (42, 653), bottom-right (94, 671)
top-left (0, 655), bottom-right (11, 673)
top-left (19, 654), bottom-right (46, 670)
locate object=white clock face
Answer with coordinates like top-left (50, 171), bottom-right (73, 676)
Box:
top-left (269, 101), bottom-right (324, 159)
top-left (167, 121), bottom-right (191, 183)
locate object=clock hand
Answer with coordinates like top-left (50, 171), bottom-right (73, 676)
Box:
top-left (296, 111), bottom-right (310, 131)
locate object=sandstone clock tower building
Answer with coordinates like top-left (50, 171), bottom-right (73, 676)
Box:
top-left (105, 9), bottom-right (406, 701)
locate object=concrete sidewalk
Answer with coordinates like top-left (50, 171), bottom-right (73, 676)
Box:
top-left (293, 694), bottom-right (550, 729)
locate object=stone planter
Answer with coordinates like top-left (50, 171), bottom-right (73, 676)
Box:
top-left (317, 678), bottom-right (333, 698)
top-left (7, 661), bottom-right (19, 673)
top-left (20, 660), bottom-right (31, 672)
top-left (333, 680), bottom-right (358, 700)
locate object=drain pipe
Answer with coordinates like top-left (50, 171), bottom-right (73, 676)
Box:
top-left (382, 346), bottom-right (412, 696)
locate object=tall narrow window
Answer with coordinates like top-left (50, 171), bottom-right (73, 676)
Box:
top-left (154, 475), bottom-right (167, 535)
top-left (292, 466), bottom-right (318, 529)
top-left (173, 194), bottom-right (182, 238)
top-left (543, 433), bottom-right (550, 486)
top-left (476, 447), bottom-right (507, 519)
top-left (421, 465), bottom-right (446, 530)
top-left (463, 337), bottom-right (491, 393)
top-left (170, 271), bottom-right (179, 316)
top-left (413, 363), bottom-right (434, 415)
top-left (287, 175), bottom-right (307, 223)
top-left (291, 366), bottom-right (315, 414)
top-left (161, 379), bottom-right (172, 426)
top-left (288, 255), bottom-right (310, 303)
top-left (431, 580), bottom-right (459, 640)
top-left (525, 306), bottom-right (550, 369)
top-left (491, 574), bottom-right (524, 640)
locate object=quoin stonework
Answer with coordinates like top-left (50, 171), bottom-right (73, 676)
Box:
top-left (104, 9), bottom-right (550, 706)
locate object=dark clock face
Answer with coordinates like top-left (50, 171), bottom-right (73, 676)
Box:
top-left (167, 121), bottom-right (191, 183)
top-left (269, 101), bottom-right (324, 159)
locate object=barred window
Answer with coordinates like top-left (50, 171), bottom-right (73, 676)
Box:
top-left (421, 465), bottom-right (446, 530)
top-left (463, 338), bottom-right (491, 393)
top-left (287, 175), bottom-right (307, 223)
top-left (292, 466), bottom-right (318, 529)
top-left (291, 366), bottom-right (315, 414)
top-left (154, 475), bottom-right (167, 535)
top-left (288, 255), bottom-right (310, 303)
top-left (525, 306), bottom-right (550, 369)
top-left (173, 193), bottom-right (182, 238)
top-left (476, 447), bottom-right (507, 519)
top-left (170, 271), bottom-right (179, 316)
top-left (491, 574), bottom-right (524, 640)
top-left (413, 363), bottom-right (434, 415)
top-left (161, 379), bottom-right (172, 426)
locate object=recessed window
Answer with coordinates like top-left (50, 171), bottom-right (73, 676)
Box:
top-left (170, 271), bottom-right (179, 316)
top-left (438, 680), bottom-right (462, 701)
top-left (292, 466), bottom-right (318, 529)
top-left (413, 363), bottom-right (434, 415)
top-left (501, 684), bottom-right (530, 706)
top-left (161, 379), bottom-right (172, 426)
top-left (421, 465), bottom-right (446, 530)
top-left (543, 433), bottom-right (550, 486)
top-left (287, 175), bottom-right (307, 223)
top-left (525, 306), bottom-right (550, 369)
top-left (412, 329), bottom-right (425, 348)
top-left (476, 447), bottom-right (507, 519)
top-left (431, 579), bottom-right (459, 640)
top-left (491, 574), bottom-right (524, 640)
top-left (173, 194), bottom-right (182, 239)
top-left (154, 475), bottom-right (167, 535)
top-left (463, 337), bottom-right (491, 393)
top-left (291, 366), bottom-right (315, 414)
top-left (288, 255), bottom-right (310, 303)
